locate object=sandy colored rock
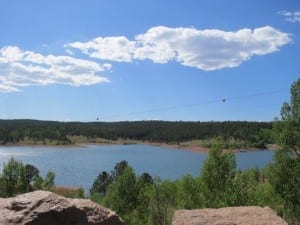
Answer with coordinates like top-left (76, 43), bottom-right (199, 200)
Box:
top-left (0, 190), bottom-right (125, 225)
top-left (172, 206), bottom-right (287, 225)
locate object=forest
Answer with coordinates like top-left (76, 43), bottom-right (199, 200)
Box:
top-left (0, 119), bottom-right (272, 148)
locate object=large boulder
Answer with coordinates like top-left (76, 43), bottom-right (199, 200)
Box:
top-left (172, 206), bottom-right (287, 225)
top-left (0, 190), bottom-right (125, 225)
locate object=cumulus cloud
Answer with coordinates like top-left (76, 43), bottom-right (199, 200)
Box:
top-left (67, 36), bottom-right (136, 62)
top-left (66, 26), bottom-right (291, 71)
top-left (0, 46), bottom-right (111, 92)
top-left (278, 10), bottom-right (300, 23)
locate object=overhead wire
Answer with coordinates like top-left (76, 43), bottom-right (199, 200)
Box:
top-left (99, 89), bottom-right (288, 120)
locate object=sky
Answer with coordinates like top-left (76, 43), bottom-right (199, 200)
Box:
top-left (0, 0), bottom-right (299, 122)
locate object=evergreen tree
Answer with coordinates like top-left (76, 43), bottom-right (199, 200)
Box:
top-left (0, 158), bottom-right (27, 197)
top-left (90, 171), bottom-right (113, 196)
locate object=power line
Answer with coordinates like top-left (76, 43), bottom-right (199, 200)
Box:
top-left (226, 89), bottom-right (287, 101)
top-left (100, 89), bottom-right (287, 120)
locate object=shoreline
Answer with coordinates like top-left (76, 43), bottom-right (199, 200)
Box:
top-left (0, 142), bottom-right (81, 148)
top-left (0, 140), bottom-right (275, 153)
top-left (142, 142), bottom-right (273, 153)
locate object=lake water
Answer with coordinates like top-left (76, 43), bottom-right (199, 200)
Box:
top-left (0, 144), bottom-right (275, 193)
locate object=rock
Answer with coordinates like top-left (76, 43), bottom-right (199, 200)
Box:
top-left (172, 206), bottom-right (287, 225)
top-left (0, 190), bottom-right (126, 225)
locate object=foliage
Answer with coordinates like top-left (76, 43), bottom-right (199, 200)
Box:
top-left (269, 150), bottom-right (300, 224)
top-left (270, 79), bottom-right (300, 224)
top-left (25, 164), bottom-right (40, 189)
top-left (0, 119), bottom-right (272, 148)
top-left (148, 180), bottom-right (178, 225)
top-left (201, 143), bottom-right (236, 207)
top-left (43, 171), bottom-right (55, 190)
top-left (91, 160), bottom-right (181, 225)
top-left (90, 171), bottom-right (113, 196)
top-left (111, 160), bottom-right (129, 181)
top-left (32, 175), bottom-right (44, 190)
top-left (0, 158), bottom-right (27, 197)
top-left (91, 155), bottom-right (280, 225)
top-left (177, 175), bottom-right (203, 209)
top-left (0, 158), bottom-right (55, 197)
top-left (233, 168), bottom-right (261, 206)
top-left (108, 167), bottom-right (138, 222)
top-left (273, 79), bottom-right (300, 156)
top-left (90, 161), bottom-right (153, 225)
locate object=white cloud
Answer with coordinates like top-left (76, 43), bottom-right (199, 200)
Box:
top-left (278, 10), bottom-right (300, 23)
top-left (66, 26), bottom-right (291, 71)
top-left (66, 36), bottom-right (136, 62)
top-left (65, 49), bottom-right (74, 56)
top-left (0, 46), bottom-right (111, 92)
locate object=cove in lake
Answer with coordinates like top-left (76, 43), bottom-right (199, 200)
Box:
top-left (0, 144), bottom-right (274, 193)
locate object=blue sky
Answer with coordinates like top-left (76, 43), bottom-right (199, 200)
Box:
top-left (0, 0), bottom-right (299, 122)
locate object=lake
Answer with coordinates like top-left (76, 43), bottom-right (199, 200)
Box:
top-left (0, 144), bottom-right (275, 193)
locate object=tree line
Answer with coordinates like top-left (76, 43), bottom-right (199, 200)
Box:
top-left (0, 119), bottom-right (272, 147)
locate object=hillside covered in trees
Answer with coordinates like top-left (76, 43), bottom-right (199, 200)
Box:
top-left (0, 120), bottom-right (272, 148)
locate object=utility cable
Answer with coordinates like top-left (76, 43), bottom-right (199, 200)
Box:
top-left (99, 89), bottom-right (287, 120)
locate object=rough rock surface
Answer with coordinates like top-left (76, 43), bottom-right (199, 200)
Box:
top-left (0, 190), bottom-right (126, 225)
top-left (172, 206), bottom-right (287, 225)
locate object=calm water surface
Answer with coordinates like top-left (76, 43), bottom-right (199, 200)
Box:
top-left (0, 144), bottom-right (274, 192)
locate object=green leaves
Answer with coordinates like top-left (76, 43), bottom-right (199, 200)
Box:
top-left (90, 171), bottom-right (113, 196)
top-left (201, 143), bottom-right (236, 207)
top-left (148, 180), bottom-right (178, 225)
top-left (269, 150), bottom-right (300, 224)
top-left (91, 161), bottom-right (155, 225)
top-left (270, 78), bottom-right (300, 224)
top-left (177, 175), bottom-right (203, 209)
top-left (0, 158), bottom-right (55, 197)
top-left (275, 79), bottom-right (300, 156)
top-left (43, 171), bottom-right (55, 190)
top-left (0, 158), bottom-right (27, 196)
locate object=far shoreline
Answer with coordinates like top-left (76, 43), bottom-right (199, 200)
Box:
top-left (0, 140), bottom-right (276, 154)
top-left (142, 141), bottom-right (275, 153)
